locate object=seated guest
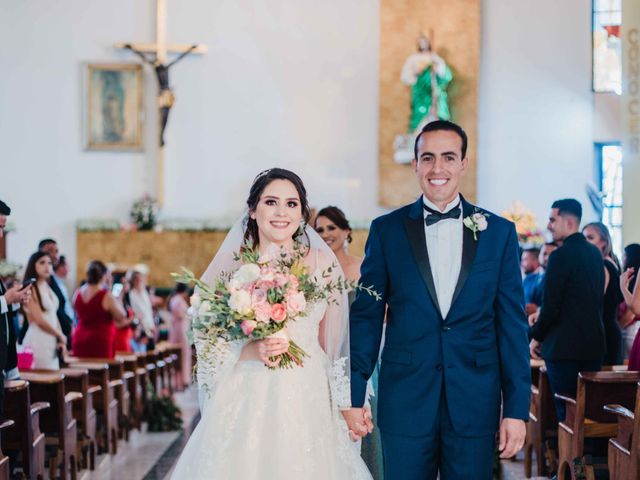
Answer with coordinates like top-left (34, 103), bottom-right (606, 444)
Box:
top-left (168, 282), bottom-right (192, 385)
top-left (521, 247), bottom-right (541, 311)
top-left (529, 199), bottom-right (605, 421)
top-left (583, 222), bottom-right (623, 365)
top-left (621, 244), bottom-right (640, 364)
top-left (314, 206), bottom-right (362, 282)
top-left (73, 260), bottom-right (130, 358)
top-left (21, 252), bottom-right (66, 369)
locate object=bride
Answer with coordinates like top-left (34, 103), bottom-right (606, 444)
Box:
top-left (170, 168), bottom-right (373, 479)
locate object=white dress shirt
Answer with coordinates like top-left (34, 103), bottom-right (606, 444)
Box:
top-left (422, 194), bottom-right (463, 318)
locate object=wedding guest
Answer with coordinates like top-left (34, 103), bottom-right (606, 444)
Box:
top-left (21, 252), bottom-right (66, 369)
top-left (73, 260), bottom-right (131, 358)
top-left (0, 200), bottom-right (31, 409)
top-left (127, 268), bottom-right (158, 338)
top-left (620, 244), bottom-right (640, 358)
top-left (621, 243), bottom-right (640, 315)
top-left (36, 239), bottom-right (74, 348)
top-left (315, 206), bottom-right (363, 282)
top-left (583, 222), bottom-right (623, 365)
top-left (529, 199), bottom-right (605, 421)
top-left (529, 242), bottom-right (558, 308)
top-left (521, 247), bottom-right (541, 308)
top-left (168, 282), bottom-right (192, 385)
top-left (315, 206), bottom-right (383, 478)
top-left (113, 276), bottom-right (135, 353)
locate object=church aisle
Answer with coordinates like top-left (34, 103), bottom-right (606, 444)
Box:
top-left (78, 387), bottom-right (199, 480)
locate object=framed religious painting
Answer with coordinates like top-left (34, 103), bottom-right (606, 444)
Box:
top-left (85, 63), bottom-right (144, 151)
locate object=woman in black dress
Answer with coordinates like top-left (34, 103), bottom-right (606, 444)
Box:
top-left (583, 222), bottom-right (623, 365)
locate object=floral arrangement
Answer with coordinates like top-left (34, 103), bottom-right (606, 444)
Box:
top-left (173, 244), bottom-right (379, 370)
top-left (463, 209), bottom-right (489, 241)
top-left (130, 194), bottom-right (159, 231)
top-left (0, 260), bottom-right (21, 278)
top-left (76, 218), bottom-right (121, 232)
top-left (502, 202), bottom-right (546, 247)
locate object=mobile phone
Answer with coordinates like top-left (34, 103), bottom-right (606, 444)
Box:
top-left (20, 277), bottom-right (36, 290)
top-left (112, 282), bottom-right (124, 297)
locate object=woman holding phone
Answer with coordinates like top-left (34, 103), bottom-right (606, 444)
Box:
top-left (21, 251), bottom-right (66, 369)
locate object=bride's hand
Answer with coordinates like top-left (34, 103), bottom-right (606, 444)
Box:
top-left (241, 338), bottom-right (290, 368)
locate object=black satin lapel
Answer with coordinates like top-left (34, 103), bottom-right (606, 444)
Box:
top-left (403, 215), bottom-right (442, 318)
top-left (451, 203), bottom-right (479, 308)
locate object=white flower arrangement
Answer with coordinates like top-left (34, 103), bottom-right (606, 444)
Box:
top-left (76, 218), bottom-right (121, 232)
top-left (0, 260), bottom-right (22, 278)
top-left (130, 194), bottom-right (159, 231)
top-left (463, 210), bottom-right (489, 241)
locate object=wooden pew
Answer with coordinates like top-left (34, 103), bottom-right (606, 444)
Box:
top-left (21, 372), bottom-right (81, 480)
top-left (2, 380), bottom-right (49, 480)
top-left (604, 381), bottom-right (640, 480)
top-left (30, 368), bottom-right (100, 471)
top-left (115, 354), bottom-right (145, 430)
top-left (555, 371), bottom-right (640, 480)
top-left (524, 365), bottom-right (558, 477)
top-left (65, 357), bottom-right (133, 441)
top-left (64, 363), bottom-right (120, 455)
top-left (0, 420), bottom-right (14, 480)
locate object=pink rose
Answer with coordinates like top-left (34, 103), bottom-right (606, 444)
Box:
top-left (240, 320), bottom-right (257, 336)
top-left (286, 291), bottom-right (307, 315)
top-left (270, 303), bottom-right (287, 323)
top-left (287, 275), bottom-right (299, 290)
top-left (254, 303), bottom-right (271, 323)
top-left (274, 273), bottom-right (288, 288)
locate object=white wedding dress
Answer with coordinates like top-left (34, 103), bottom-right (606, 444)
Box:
top-left (170, 294), bottom-right (372, 479)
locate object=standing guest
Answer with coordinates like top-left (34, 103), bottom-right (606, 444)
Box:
top-left (315, 206), bottom-right (383, 478)
top-left (168, 282), bottom-right (192, 386)
top-left (33, 239), bottom-right (74, 348)
top-left (315, 206), bottom-right (363, 282)
top-left (620, 244), bottom-right (640, 360)
top-left (73, 260), bottom-right (130, 358)
top-left (529, 242), bottom-right (558, 308)
top-left (529, 199), bottom-right (605, 420)
top-left (583, 222), bottom-right (623, 365)
top-left (21, 252), bottom-right (65, 369)
top-left (521, 247), bottom-right (541, 308)
top-left (621, 244), bottom-right (640, 315)
top-left (113, 276), bottom-right (135, 353)
top-left (0, 200), bottom-right (32, 412)
top-left (127, 268), bottom-right (157, 338)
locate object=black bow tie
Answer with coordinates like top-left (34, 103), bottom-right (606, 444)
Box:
top-left (423, 203), bottom-right (461, 227)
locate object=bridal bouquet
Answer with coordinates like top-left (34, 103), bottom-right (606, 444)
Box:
top-left (173, 245), bottom-right (379, 370)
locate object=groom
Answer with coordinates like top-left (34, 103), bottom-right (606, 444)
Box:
top-left (345, 120), bottom-right (530, 479)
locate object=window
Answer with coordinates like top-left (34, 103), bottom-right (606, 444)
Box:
top-left (597, 143), bottom-right (623, 259)
top-left (592, 0), bottom-right (622, 94)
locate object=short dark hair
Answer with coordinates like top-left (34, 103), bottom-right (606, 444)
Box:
top-left (624, 243), bottom-right (640, 292)
top-left (545, 241), bottom-right (558, 248)
top-left (86, 260), bottom-right (107, 285)
top-left (0, 200), bottom-right (10, 215)
top-left (174, 282), bottom-right (189, 294)
top-left (414, 120), bottom-right (468, 160)
top-left (38, 238), bottom-right (57, 251)
top-left (551, 198), bottom-right (582, 223)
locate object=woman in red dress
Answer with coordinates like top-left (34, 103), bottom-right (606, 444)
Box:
top-left (72, 261), bottom-right (130, 358)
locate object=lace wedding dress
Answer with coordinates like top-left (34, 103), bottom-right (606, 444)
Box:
top-left (170, 292), bottom-right (372, 479)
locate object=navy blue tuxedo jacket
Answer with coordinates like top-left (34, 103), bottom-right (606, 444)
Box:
top-left (350, 196), bottom-right (530, 437)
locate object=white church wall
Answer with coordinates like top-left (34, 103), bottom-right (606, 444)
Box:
top-left (478, 0), bottom-right (598, 229)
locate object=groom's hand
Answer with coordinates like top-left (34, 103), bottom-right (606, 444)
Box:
top-left (342, 408), bottom-right (372, 441)
top-left (498, 418), bottom-right (526, 459)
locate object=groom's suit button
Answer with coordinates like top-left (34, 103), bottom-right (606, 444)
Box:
top-left (436, 364), bottom-right (443, 371)
top-left (442, 325), bottom-right (451, 331)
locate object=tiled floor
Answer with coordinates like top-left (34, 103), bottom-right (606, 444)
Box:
top-left (81, 388), bottom-right (545, 480)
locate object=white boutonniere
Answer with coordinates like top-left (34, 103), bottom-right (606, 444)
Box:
top-left (463, 210), bottom-right (489, 241)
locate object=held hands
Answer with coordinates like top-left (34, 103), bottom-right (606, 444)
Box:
top-left (621, 267), bottom-right (635, 295)
top-left (527, 310), bottom-right (539, 327)
top-left (4, 283), bottom-right (32, 305)
top-left (341, 407), bottom-right (374, 442)
top-left (529, 339), bottom-right (542, 360)
top-left (498, 418), bottom-right (526, 459)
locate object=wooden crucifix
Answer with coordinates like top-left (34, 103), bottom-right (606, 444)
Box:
top-left (116, 0), bottom-right (207, 205)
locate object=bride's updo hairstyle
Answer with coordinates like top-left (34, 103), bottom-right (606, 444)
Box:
top-left (244, 168), bottom-right (312, 248)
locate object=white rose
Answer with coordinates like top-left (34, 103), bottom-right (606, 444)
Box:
top-left (463, 217), bottom-right (475, 230)
top-left (229, 289), bottom-right (252, 315)
top-left (232, 264), bottom-right (261, 287)
top-left (190, 293), bottom-right (202, 310)
top-left (198, 300), bottom-right (212, 316)
top-left (473, 213), bottom-right (488, 231)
